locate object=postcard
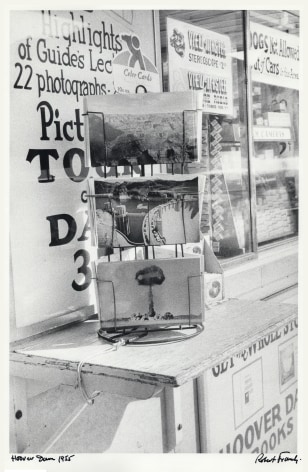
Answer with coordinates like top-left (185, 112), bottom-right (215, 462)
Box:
top-left (89, 175), bottom-right (202, 248)
top-left (84, 91), bottom-right (203, 166)
top-left (96, 257), bottom-right (204, 329)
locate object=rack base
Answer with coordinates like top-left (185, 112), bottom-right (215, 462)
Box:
top-left (97, 324), bottom-right (204, 345)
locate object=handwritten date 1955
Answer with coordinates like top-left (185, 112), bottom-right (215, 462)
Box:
top-left (11, 454), bottom-right (75, 463)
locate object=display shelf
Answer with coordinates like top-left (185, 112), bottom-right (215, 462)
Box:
top-left (252, 117), bottom-right (297, 244)
top-left (10, 298), bottom-right (297, 454)
top-left (10, 299), bottom-right (297, 389)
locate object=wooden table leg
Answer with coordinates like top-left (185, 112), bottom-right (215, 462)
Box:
top-left (195, 374), bottom-right (208, 453)
top-left (10, 376), bottom-right (29, 453)
top-left (160, 386), bottom-right (183, 453)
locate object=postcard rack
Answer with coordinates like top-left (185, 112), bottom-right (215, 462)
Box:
top-left (97, 324), bottom-right (204, 346)
top-left (86, 174), bottom-right (204, 344)
top-left (84, 96), bottom-right (204, 345)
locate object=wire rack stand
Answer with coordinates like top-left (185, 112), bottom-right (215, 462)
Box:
top-left (84, 106), bottom-right (204, 345)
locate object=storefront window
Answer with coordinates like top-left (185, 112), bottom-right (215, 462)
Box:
top-left (249, 11), bottom-right (299, 245)
top-left (160, 11), bottom-right (252, 259)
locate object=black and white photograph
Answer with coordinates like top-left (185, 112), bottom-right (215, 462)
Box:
top-left (4, 4), bottom-right (303, 472)
top-left (96, 257), bottom-right (204, 328)
top-left (85, 91), bottom-right (203, 166)
top-left (91, 176), bottom-right (201, 248)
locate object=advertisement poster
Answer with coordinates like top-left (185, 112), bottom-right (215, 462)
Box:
top-left (249, 21), bottom-right (299, 89)
top-left (112, 33), bottom-right (160, 93)
top-left (167, 17), bottom-right (233, 115)
top-left (10, 10), bottom-right (160, 327)
top-left (203, 318), bottom-right (298, 453)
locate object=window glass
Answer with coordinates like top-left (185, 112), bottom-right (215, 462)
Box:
top-left (160, 11), bottom-right (252, 259)
top-left (249, 11), bottom-right (299, 245)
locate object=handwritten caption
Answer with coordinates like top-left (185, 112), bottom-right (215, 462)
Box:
top-left (11, 454), bottom-right (75, 463)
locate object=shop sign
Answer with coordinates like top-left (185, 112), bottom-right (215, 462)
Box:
top-left (249, 21), bottom-right (299, 90)
top-left (10, 10), bottom-right (158, 327)
top-left (167, 18), bottom-right (233, 115)
top-left (202, 319), bottom-right (298, 453)
top-left (253, 126), bottom-right (291, 141)
top-left (112, 33), bottom-right (160, 93)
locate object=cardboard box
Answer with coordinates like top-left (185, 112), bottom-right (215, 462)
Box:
top-left (203, 316), bottom-right (298, 452)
